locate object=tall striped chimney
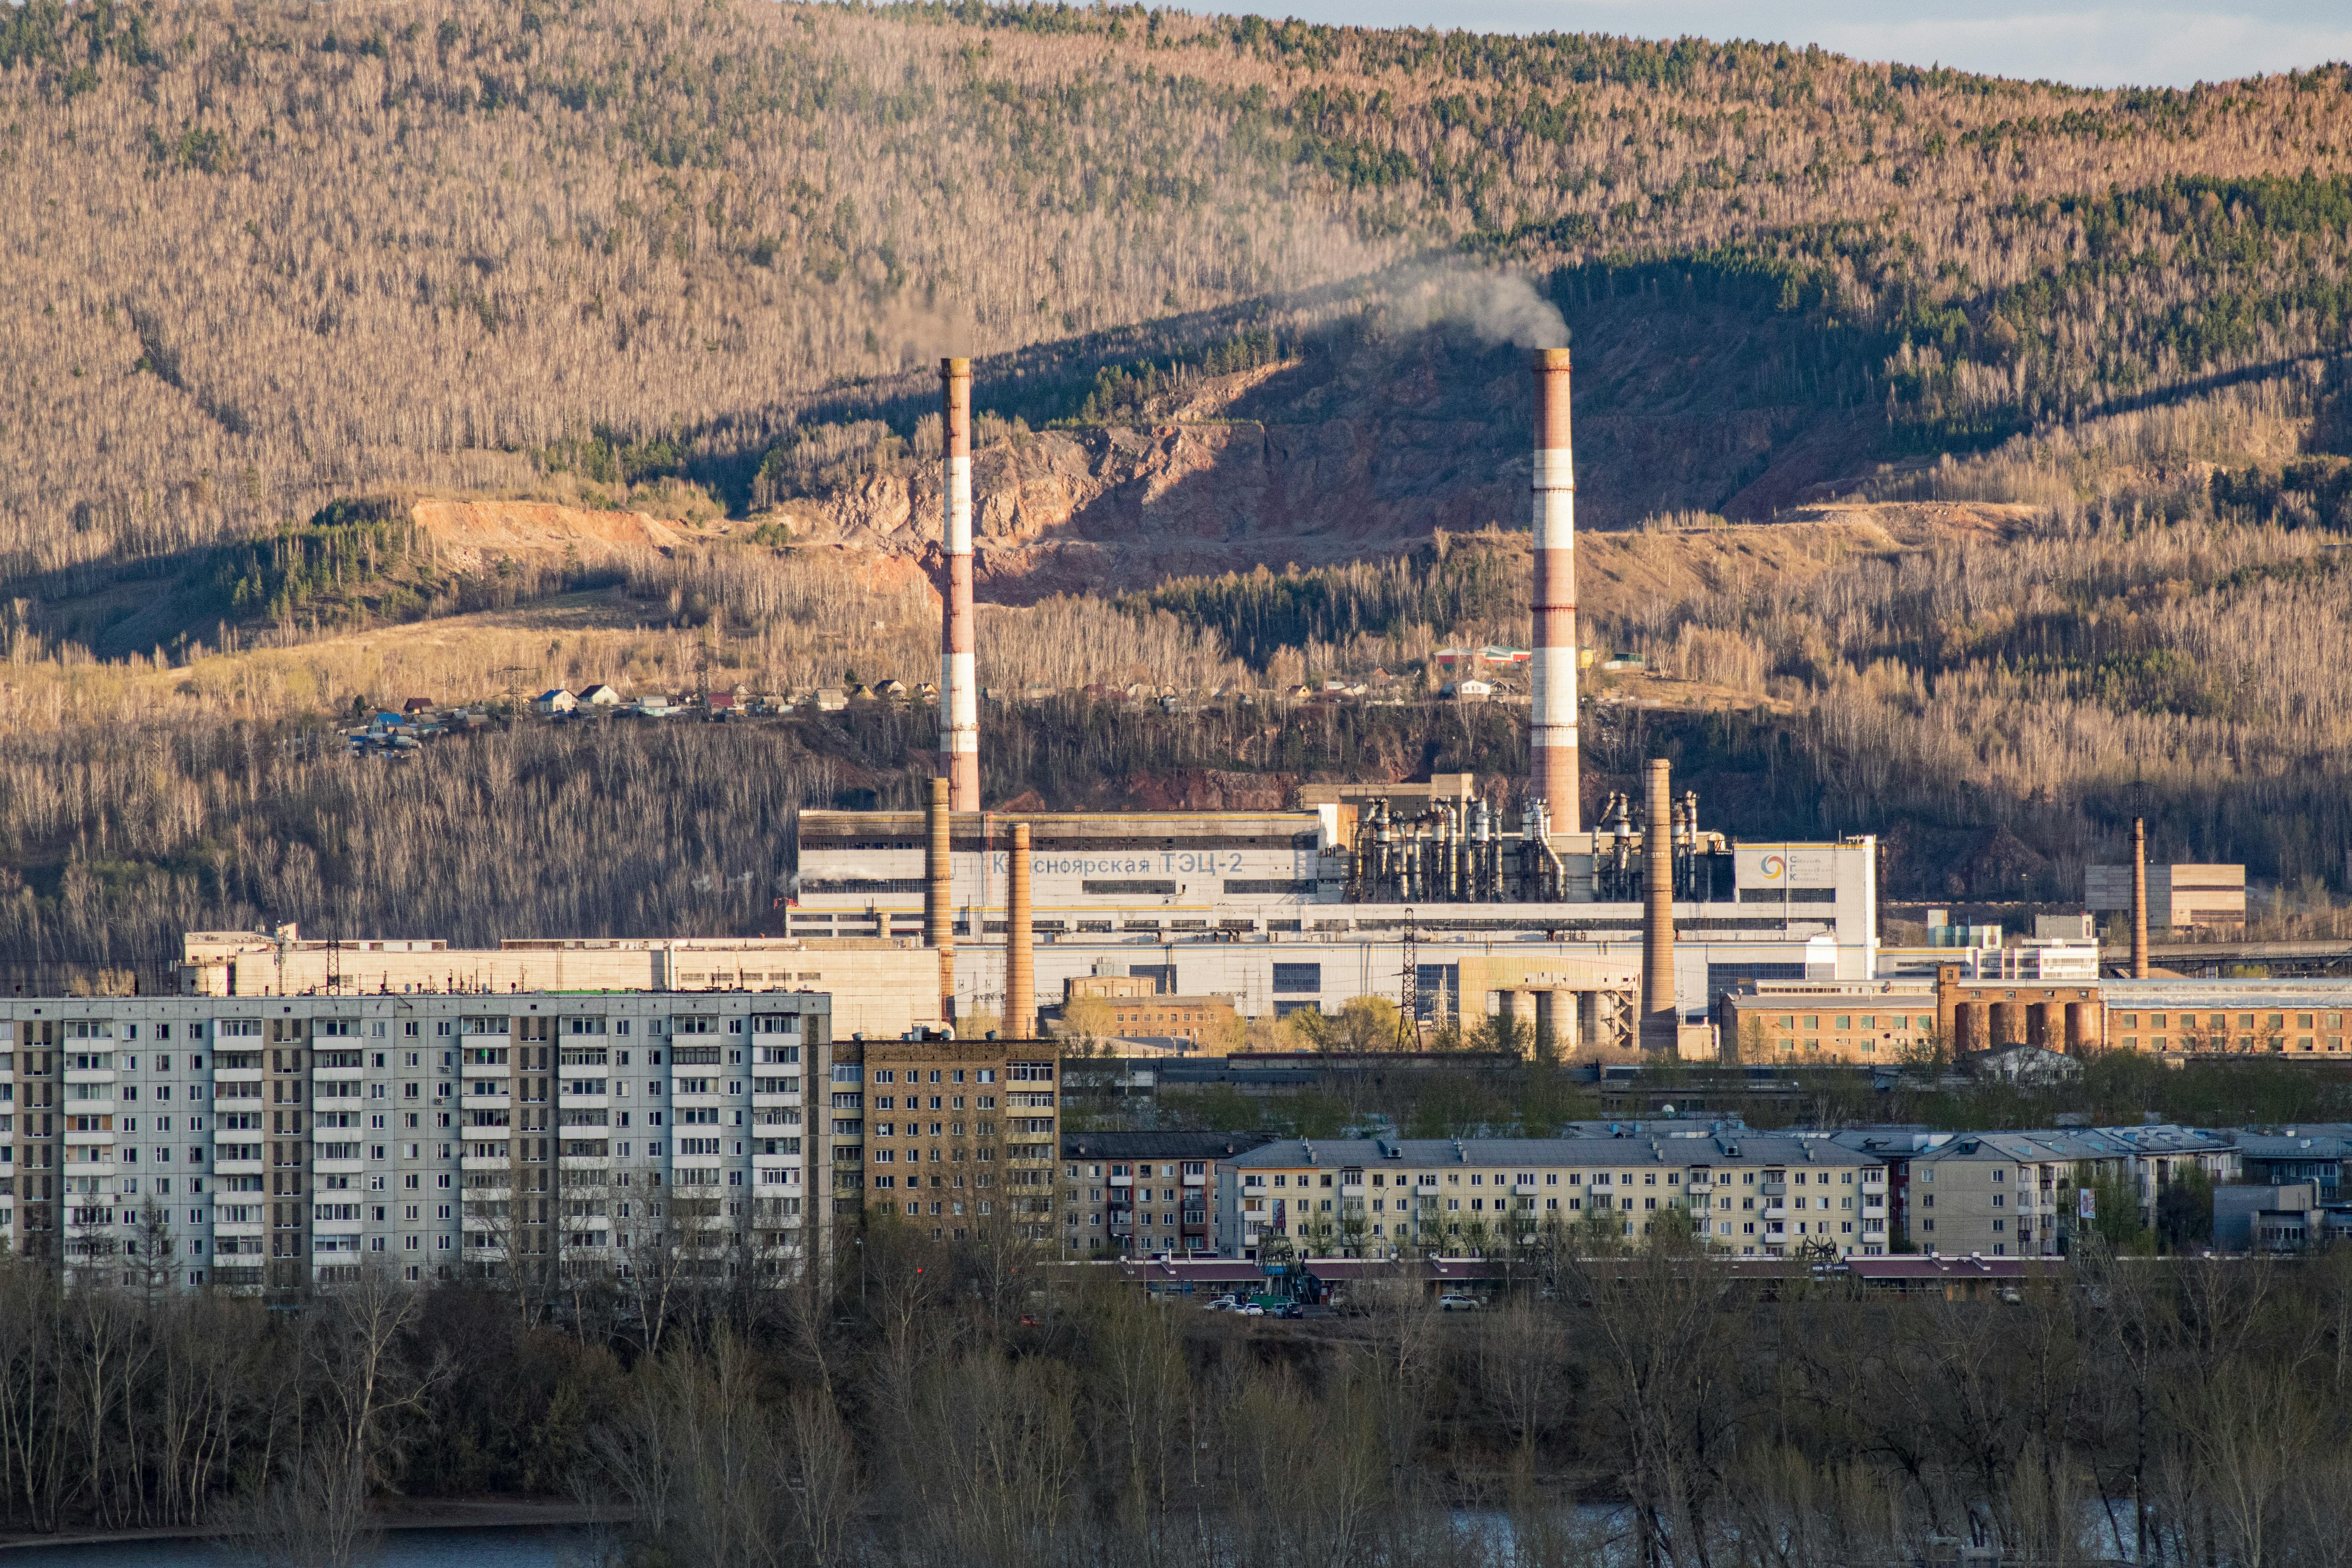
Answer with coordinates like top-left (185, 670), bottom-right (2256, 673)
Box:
top-left (939, 358), bottom-right (979, 808)
top-left (1641, 758), bottom-right (1677, 1053)
top-left (1530, 349), bottom-right (1580, 831)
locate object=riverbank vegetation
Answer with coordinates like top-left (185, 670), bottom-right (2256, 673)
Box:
top-left (1, 1230), bottom-right (2350, 1566)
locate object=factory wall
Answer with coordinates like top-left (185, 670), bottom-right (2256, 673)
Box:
top-left (177, 934), bottom-right (945, 1040)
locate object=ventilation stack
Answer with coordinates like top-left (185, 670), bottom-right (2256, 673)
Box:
top-left (1641, 757), bottom-right (1678, 1053)
top-left (938, 357), bottom-right (980, 809)
top-left (1529, 348), bottom-right (1581, 831)
top-left (1007, 821), bottom-right (1036, 1039)
top-left (925, 776), bottom-right (955, 1024)
top-left (2131, 817), bottom-right (2150, 980)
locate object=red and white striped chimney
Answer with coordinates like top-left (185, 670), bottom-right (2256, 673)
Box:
top-left (939, 357), bottom-right (979, 807)
top-left (1530, 349), bottom-right (1580, 831)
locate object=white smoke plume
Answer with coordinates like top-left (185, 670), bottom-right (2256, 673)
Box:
top-left (1379, 265), bottom-right (1568, 350)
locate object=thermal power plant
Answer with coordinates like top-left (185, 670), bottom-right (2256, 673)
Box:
top-left (938, 357), bottom-right (980, 809)
top-left (791, 353), bottom-right (1877, 1056)
top-left (791, 793), bottom-right (1869, 1055)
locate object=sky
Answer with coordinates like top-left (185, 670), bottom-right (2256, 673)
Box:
top-left (1212, 2), bottom-right (2352, 89)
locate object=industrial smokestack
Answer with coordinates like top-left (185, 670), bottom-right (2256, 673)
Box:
top-left (939, 358), bottom-right (980, 809)
top-left (1530, 349), bottom-right (1581, 832)
top-left (926, 776), bottom-right (955, 1022)
top-left (1006, 821), bottom-right (1035, 1039)
top-left (2131, 817), bottom-right (2150, 980)
top-left (1641, 757), bottom-right (1677, 1053)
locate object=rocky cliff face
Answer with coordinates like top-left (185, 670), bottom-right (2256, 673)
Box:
top-left (759, 292), bottom-right (1890, 602)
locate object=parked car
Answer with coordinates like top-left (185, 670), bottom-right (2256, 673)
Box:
top-left (1270, 1301), bottom-right (1304, 1319)
top-left (1437, 1293), bottom-right (1483, 1312)
top-left (1206, 1296), bottom-right (1240, 1312)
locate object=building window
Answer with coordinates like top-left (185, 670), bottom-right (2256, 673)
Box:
top-left (1272, 964), bottom-right (1322, 994)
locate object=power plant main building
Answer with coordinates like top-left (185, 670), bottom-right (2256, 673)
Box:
top-left (791, 352), bottom-right (1878, 1051)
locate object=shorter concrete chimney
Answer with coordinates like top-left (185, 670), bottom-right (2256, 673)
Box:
top-left (1007, 821), bottom-right (1036, 1039)
top-left (1641, 758), bottom-right (1678, 1053)
top-left (925, 776), bottom-right (954, 1022)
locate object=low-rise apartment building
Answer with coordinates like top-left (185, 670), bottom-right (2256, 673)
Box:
top-left (1834, 1124), bottom-right (2240, 1256)
top-left (1061, 1131), bottom-right (1278, 1256)
top-left (0, 991), bottom-right (833, 1292)
top-left (2229, 1127), bottom-right (2352, 1199)
top-left (1216, 1132), bottom-right (1890, 1260)
top-left (850, 1039), bottom-right (1058, 1242)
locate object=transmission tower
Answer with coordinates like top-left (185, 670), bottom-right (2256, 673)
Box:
top-left (1396, 907), bottom-right (1419, 1048)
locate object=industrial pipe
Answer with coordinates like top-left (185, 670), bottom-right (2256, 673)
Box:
top-left (939, 358), bottom-right (980, 808)
top-left (925, 775), bottom-right (954, 1022)
top-left (1641, 757), bottom-right (1676, 1052)
top-left (1530, 349), bottom-right (1581, 831)
top-left (1007, 820), bottom-right (1035, 1039)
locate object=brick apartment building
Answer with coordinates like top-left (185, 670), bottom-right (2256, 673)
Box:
top-left (851, 1038), bottom-right (1059, 1242)
top-left (1062, 1130), bottom-right (1277, 1256)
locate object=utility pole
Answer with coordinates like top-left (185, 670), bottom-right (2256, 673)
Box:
top-left (498, 665), bottom-right (530, 729)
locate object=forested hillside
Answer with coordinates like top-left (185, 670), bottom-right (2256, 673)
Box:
top-left (8, 0), bottom-right (2352, 574)
top-left (7, 0), bottom-right (2352, 965)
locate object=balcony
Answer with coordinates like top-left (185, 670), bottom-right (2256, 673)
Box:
top-left (1760, 1181), bottom-right (1788, 1196)
top-left (1181, 1172), bottom-right (1205, 1188)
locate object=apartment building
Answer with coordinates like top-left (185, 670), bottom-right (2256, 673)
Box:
top-left (1216, 1133), bottom-right (1890, 1260)
top-left (849, 1039), bottom-right (1059, 1242)
top-left (0, 992), bottom-right (831, 1291)
top-left (1835, 1125), bottom-right (2240, 1257)
top-left (1061, 1131), bottom-right (1278, 1256)
top-left (2229, 1127), bottom-right (2352, 1198)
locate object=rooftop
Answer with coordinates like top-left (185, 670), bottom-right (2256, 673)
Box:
top-left (1225, 1133), bottom-right (1879, 1169)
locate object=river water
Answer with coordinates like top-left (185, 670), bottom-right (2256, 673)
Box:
top-left (0, 1524), bottom-right (610, 1567)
